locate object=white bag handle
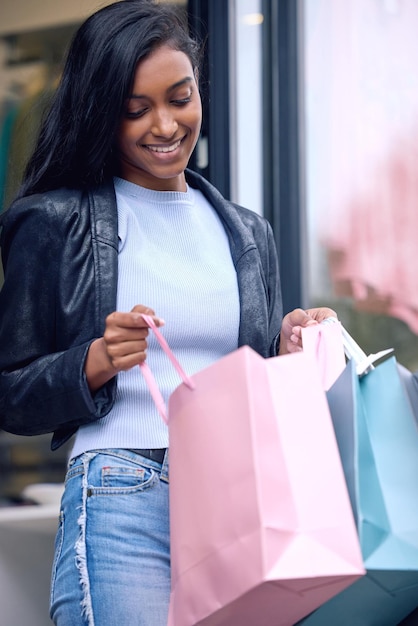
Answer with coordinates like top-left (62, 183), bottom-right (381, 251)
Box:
top-left (321, 317), bottom-right (393, 376)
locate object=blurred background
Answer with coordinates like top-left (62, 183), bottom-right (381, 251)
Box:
top-left (0, 0), bottom-right (417, 545)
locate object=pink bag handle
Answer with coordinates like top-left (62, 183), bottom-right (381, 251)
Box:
top-left (139, 314), bottom-right (195, 424)
top-left (301, 320), bottom-right (346, 390)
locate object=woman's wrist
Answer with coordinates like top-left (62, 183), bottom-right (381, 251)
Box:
top-left (84, 338), bottom-right (118, 392)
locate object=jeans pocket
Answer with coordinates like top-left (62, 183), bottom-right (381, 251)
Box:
top-left (86, 454), bottom-right (158, 496)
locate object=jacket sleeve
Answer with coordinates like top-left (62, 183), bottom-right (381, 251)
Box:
top-left (0, 197), bottom-right (115, 436)
top-left (262, 217), bottom-right (283, 356)
top-left (234, 206), bottom-right (283, 357)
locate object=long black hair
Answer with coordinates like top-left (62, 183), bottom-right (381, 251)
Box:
top-left (18, 0), bottom-right (202, 198)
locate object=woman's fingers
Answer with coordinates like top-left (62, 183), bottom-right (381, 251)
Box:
top-left (102, 307), bottom-right (165, 370)
top-left (105, 338), bottom-right (149, 371)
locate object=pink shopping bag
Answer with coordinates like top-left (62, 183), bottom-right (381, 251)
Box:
top-left (140, 316), bottom-right (364, 626)
top-left (298, 319), bottom-right (346, 390)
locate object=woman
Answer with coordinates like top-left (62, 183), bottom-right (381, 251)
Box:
top-left (0, 1), bottom-right (335, 624)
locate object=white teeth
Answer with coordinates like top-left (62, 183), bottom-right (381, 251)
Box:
top-left (148, 139), bottom-right (181, 153)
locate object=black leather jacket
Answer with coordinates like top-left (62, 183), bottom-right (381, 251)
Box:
top-left (0, 169), bottom-right (283, 449)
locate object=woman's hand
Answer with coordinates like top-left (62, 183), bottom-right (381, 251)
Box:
top-left (85, 304), bottom-right (165, 392)
top-left (278, 307), bottom-right (337, 356)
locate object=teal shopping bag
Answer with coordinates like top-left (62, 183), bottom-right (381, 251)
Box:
top-left (298, 326), bottom-right (418, 626)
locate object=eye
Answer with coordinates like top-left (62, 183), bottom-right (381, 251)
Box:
top-left (171, 88), bottom-right (193, 106)
top-left (124, 97), bottom-right (149, 119)
top-left (125, 107), bottom-right (148, 119)
top-left (172, 96), bottom-right (192, 106)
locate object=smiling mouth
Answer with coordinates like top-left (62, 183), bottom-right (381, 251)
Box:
top-left (146, 138), bottom-right (182, 154)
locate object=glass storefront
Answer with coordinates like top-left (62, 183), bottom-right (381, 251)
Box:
top-left (229, 0), bottom-right (264, 214)
top-left (302, 0), bottom-right (418, 368)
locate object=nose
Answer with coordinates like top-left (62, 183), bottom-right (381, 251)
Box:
top-left (151, 107), bottom-right (178, 138)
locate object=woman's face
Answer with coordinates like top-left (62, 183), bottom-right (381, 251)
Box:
top-left (117, 44), bottom-right (202, 192)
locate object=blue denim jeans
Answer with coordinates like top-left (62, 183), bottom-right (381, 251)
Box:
top-left (50, 449), bottom-right (170, 626)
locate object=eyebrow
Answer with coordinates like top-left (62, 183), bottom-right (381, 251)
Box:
top-left (129, 77), bottom-right (194, 100)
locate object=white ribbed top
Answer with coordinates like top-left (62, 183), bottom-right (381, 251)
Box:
top-left (71, 177), bottom-right (240, 457)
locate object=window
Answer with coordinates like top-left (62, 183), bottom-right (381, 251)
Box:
top-left (302, 0), bottom-right (418, 368)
